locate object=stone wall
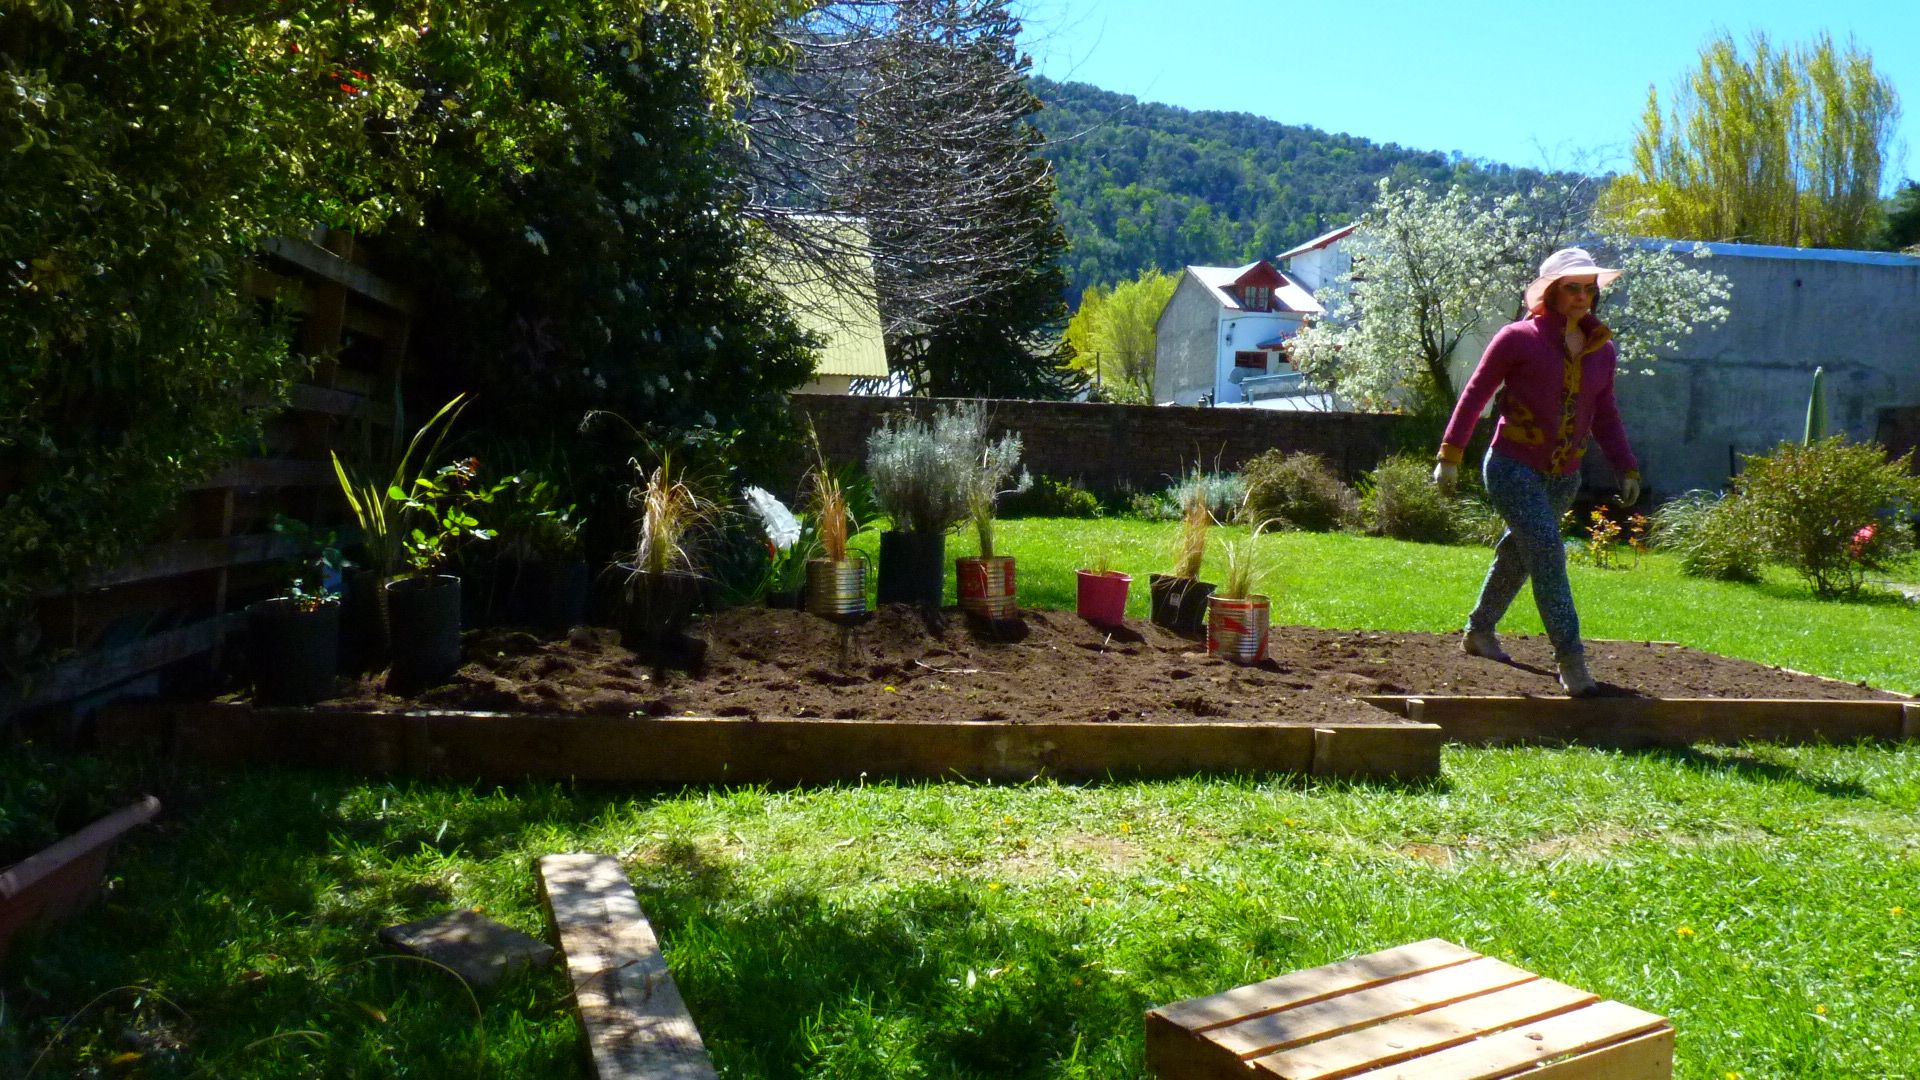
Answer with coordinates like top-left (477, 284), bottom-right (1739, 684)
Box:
top-left (791, 395), bottom-right (1421, 495)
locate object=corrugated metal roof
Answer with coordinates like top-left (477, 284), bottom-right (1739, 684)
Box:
top-left (1638, 238), bottom-right (1920, 267)
top-left (765, 218), bottom-right (890, 379)
top-left (1187, 263), bottom-right (1323, 314)
top-left (1275, 222), bottom-right (1358, 263)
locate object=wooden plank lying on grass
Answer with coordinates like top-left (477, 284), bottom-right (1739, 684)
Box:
top-left (1361, 695), bottom-right (1906, 748)
top-left (100, 702), bottom-right (1444, 783)
top-left (537, 853), bottom-right (716, 1080)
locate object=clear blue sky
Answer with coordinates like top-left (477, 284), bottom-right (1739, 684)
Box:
top-left (1017, 0), bottom-right (1920, 189)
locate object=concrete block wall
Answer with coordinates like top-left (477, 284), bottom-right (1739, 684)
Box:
top-left (791, 396), bottom-right (1419, 496)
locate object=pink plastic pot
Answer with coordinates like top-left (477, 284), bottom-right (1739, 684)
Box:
top-left (1075, 569), bottom-right (1132, 626)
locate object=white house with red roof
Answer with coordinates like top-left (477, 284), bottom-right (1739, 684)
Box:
top-left (1152, 259), bottom-right (1326, 407)
top-left (1274, 222), bottom-right (1358, 298)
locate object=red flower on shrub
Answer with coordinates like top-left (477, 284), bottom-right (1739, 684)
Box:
top-left (1849, 524), bottom-right (1877, 559)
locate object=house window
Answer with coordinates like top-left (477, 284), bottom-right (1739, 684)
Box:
top-left (1234, 351), bottom-right (1268, 371)
top-left (1239, 286), bottom-right (1271, 312)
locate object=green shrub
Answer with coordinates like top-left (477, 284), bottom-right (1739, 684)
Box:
top-left (1240, 451), bottom-right (1358, 532)
top-left (1001, 475), bottom-right (1102, 518)
top-left (1360, 454), bottom-right (1456, 542)
top-left (1648, 490), bottom-right (1764, 582)
top-left (1736, 437), bottom-right (1920, 596)
top-left (1448, 494), bottom-right (1508, 547)
top-left (1120, 471), bottom-right (1244, 522)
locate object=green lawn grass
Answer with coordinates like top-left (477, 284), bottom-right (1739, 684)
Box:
top-left (5, 521), bottom-right (1917, 1077)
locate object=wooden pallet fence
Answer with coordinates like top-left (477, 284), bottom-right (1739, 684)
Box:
top-left (1362, 695), bottom-right (1911, 749)
top-left (98, 702), bottom-right (1444, 785)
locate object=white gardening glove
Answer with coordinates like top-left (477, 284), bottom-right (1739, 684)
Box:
top-left (1618, 473), bottom-right (1641, 508)
top-left (1432, 460), bottom-right (1458, 493)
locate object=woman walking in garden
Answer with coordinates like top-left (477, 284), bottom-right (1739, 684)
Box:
top-left (1432, 247), bottom-right (1642, 697)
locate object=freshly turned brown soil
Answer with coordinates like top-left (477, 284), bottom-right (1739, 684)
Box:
top-left (313, 605), bottom-right (1902, 725)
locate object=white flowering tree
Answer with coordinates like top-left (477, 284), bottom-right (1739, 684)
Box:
top-left (1290, 177), bottom-right (1732, 415)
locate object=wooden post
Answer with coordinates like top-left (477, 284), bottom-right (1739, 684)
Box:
top-left (537, 854), bottom-right (717, 1080)
top-left (1904, 703), bottom-right (1919, 742)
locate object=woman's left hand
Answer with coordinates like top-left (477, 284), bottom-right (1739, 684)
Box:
top-left (1618, 474), bottom-right (1641, 507)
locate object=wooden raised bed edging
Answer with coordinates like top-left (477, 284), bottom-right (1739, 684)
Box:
top-left (0, 796), bottom-right (162, 964)
top-left (97, 702), bottom-right (1443, 785)
top-left (1363, 695), bottom-right (1915, 749)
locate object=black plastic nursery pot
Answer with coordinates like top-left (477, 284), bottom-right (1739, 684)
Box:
top-left (1149, 573), bottom-right (1216, 635)
top-left (505, 558), bottom-right (592, 631)
top-left (384, 574), bottom-right (464, 694)
top-left (876, 530), bottom-right (946, 608)
top-left (617, 567), bottom-right (705, 648)
top-left (341, 569), bottom-right (390, 672)
top-left (245, 597), bottom-right (341, 706)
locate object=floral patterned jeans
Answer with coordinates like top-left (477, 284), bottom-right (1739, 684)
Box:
top-left (1468, 450), bottom-right (1584, 658)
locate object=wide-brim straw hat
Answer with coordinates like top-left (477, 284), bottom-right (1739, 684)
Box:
top-left (1525, 247), bottom-right (1623, 315)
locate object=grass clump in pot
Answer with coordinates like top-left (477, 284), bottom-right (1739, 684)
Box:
top-left (1170, 479), bottom-right (1213, 580)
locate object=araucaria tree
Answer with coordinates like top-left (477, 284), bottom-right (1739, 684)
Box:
top-left (1289, 177), bottom-right (1732, 415)
top-left (1597, 31), bottom-right (1901, 248)
top-left (745, 0), bottom-right (1074, 397)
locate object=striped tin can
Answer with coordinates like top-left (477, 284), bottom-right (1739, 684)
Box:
top-left (1206, 594), bottom-right (1270, 665)
top-left (804, 556), bottom-right (868, 618)
top-left (956, 556), bottom-right (1017, 619)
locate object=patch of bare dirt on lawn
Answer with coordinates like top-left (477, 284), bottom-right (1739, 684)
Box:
top-left (311, 604), bottom-right (1903, 724)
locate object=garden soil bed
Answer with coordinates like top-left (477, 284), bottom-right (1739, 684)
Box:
top-left (303, 605), bottom-right (1902, 725)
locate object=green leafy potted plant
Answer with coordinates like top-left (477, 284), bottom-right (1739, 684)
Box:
top-left (866, 406), bottom-right (973, 609)
top-left (385, 455), bottom-right (508, 693)
top-left (246, 516), bottom-right (349, 706)
top-left (618, 455), bottom-right (718, 651)
top-left (497, 471), bottom-right (589, 631)
top-left (332, 394), bottom-right (469, 670)
top-left (1150, 476), bottom-right (1218, 634)
top-left (1074, 543), bottom-right (1131, 628)
top-left (1206, 520), bottom-right (1277, 665)
top-left (954, 410), bottom-right (1031, 620)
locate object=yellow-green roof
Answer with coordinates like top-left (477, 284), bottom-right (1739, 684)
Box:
top-left (765, 220), bottom-right (889, 379)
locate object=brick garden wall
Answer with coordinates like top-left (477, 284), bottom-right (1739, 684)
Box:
top-left (791, 396), bottom-right (1424, 495)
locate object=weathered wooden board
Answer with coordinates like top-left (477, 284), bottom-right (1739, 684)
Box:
top-left (537, 853), bottom-right (716, 1080)
top-left (1361, 695), bottom-right (1906, 748)
top-left (103, 701), bottom-right (1442, 784)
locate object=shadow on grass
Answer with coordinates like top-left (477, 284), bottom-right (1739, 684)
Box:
top-left (1628, 745), bottom-right (1875, 799)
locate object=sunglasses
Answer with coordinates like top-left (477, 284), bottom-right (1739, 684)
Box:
top-left (1558, 282), bottom-right (1600, 296)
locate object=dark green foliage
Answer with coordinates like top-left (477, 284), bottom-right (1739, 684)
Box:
top-left (1876, 181), bottom-right (1920, 251)
top-left (1360, 455), bottom-right (1456, 543)
top-left (1648, 490), bottom-right (1763, 583)
top-left (1000, 475), bottom-right (1102, 519)
top-left (1736, 438), bottom-right (1920, 597)
top-left (1239, 451), bottom-right (1358, 532)
top-left (1031, 78), bottom-right (1551, 298)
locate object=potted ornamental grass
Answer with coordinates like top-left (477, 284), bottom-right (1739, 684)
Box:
top-left (1074, 542), bottom-right (1131, 628)
top-left (866, 405), bottom-right (974, 609)
top-left (803, 456), bottom-right (868, 619)
top-left (954, 408), bottom-right (1031, 621)
top-left (245, 516), bottom-right (348, 706)
top-left (1150, 477), bottom-right (1218, 634)
top-left (618, 454), bottom-right (718, 650)
top-left (1206, 520), bottom-right (1278, 665)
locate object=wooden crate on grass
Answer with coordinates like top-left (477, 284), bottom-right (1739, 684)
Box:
top-left (1145, 938), bottom-right (1672, 1079)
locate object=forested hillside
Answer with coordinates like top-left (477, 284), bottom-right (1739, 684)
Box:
top-left (1030, 77), bottom-right (1552, 300)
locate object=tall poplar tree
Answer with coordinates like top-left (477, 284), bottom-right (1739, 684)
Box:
top-left (1598, 31), bottom-right (1900, 248)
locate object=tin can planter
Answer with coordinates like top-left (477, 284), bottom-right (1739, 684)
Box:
top-left (1149, 574), bottom-right (1216, 635)
top-left (246, 596), bottom-right (341, 706)
top-left (1075, 570), bottom-right (1131, 627)
top-left (805, 556), bottom-right (869, 619)
top-left (877, 531), bottom-right (946, 608)
top-left (384, 574), bottom-right (464, 694)
top-left (1206, 593), bottom-right (1271, 665)
top-left (0, 796), bottom-right (160, 965)
top-left (956, 555), bottom-right (1017, 619)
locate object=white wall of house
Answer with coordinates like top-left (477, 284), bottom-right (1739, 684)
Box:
top-left (1285, 244), bottom-right (1352, 298)
top-left (1214, 312), bottom-right (1309, 404)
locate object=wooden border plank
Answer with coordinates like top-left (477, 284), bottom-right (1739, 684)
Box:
top-left (1903, 703), bottom-right (1919, 741)
top-left (537, 853), bottom-right (716, 1080)
top-left (1311, 724), bottom-right (1442, 781)
top-left (1361, 695), bottom-right (1904, 748)
top-left (95, 703), bottom-right (1454, 785)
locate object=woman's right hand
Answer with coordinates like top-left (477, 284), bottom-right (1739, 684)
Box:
top-left (1432, 460), bottom-right (1458, 492)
